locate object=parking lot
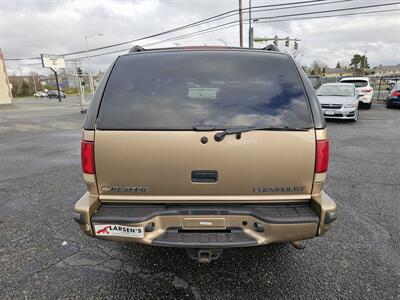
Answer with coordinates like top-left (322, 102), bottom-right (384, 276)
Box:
top-left (0, 97), bottom-right (399, 299)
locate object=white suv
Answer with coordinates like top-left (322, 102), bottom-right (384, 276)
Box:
top-left (340, 77), bottom-right (373, 109)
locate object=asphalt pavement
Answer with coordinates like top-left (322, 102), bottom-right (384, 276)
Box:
top-left (0, 97), bottom-right (399, 299)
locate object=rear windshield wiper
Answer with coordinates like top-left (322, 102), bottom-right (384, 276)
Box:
top-left (214, 126), bottom-right (310, 142)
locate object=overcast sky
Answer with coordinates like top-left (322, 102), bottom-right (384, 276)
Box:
top-left (1, 0), bottom-right (399, 75)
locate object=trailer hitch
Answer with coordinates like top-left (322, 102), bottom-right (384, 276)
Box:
top-left (186, 248), bottom-right (223, 263)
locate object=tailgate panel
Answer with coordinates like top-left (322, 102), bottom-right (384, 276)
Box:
top-left (95, 130), bottom-right (315, 202)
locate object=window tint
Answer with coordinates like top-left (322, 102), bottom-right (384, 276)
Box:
top-left (98, 51), bottom-right (313, 129)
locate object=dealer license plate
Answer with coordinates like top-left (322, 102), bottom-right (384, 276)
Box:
top-left (94, 224), bottom-right (144, 238)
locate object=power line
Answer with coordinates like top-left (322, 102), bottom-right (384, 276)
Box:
top-left (6, 7), bottom-right (399, 67)
top-left (187, 0), bottom-right (356, 29)
top-left (255, 1), bottom-right (400, 21)
top-left (6, 7), bottom-right (398, 70)
top-left (256, 7), bottom-right (399, 24)
top-left (5, 1), bottom-right (399, 64)
top-left (135, 8), bottom-right (400, 48)
top-left (64, 7), bottom-right (400, 61)
top-left (104, 1), bottom-right (400, 52)
top-left (3, 0), bottom-right (354, 61)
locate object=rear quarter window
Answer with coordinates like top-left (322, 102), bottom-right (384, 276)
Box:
top-left (97, 50), bottom-right (313, 129)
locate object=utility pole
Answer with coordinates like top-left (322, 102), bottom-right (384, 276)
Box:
top-left (85, 33), bottom-right (102, 95)
top-left (85, 37), bottom-right (94, 95)
top-left (32, 74), bottom-right (37, 93)
top-left (73, 60), bottom-right (82, 98)
top-left (364, 49), bottom-right (367, 76)
top-left (239, 0), bottom-right (243, 47)
top-left (248, 0), bottom-right (253, 48)
top-left (50, 68), bottom-right (62, 102)
top-left (77, 66), bottom-right (86, 113)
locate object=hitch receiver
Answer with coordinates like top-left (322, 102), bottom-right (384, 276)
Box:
top-left (186, 248), bottom-right (223, 263)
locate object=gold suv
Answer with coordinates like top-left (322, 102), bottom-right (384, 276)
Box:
top-left (74, 46), bottom-right (337, 262)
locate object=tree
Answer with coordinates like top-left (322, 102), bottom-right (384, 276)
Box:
top-left (339, 59), bottom-right (349, 70)
top-left (336, 61), bottom-right (341, 69)
top-left (310, 60), bottom-right (328, 75)
top-left (350, 54), bottom-right (369, 75)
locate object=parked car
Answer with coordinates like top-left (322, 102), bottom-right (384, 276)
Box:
top-left (386, 82), bottom-right (400, 108)
top-left (316, 83), bottom-right (359, 122)
top-left (73, 46), bottom-right (336, 263)
top-left (340, 77), bottom-right (373, 109)
top-left (47, 90), bottom-right (66, 99)
top-left (387, 77), bottom-right (399, 86)
top-left (33, 91), bottom-right (48, 98)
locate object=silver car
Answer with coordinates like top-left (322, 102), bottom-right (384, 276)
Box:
top-left (316, 83), bottom-right (359, 122)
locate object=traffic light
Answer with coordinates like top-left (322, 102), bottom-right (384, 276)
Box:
top-left (294, 41), bottom-right (298, 50)
top-left (285, 37), bottom-right (289, 47)
top-left (273, 35), bottom-right (278, 46)
top-left (77, 67), bottom-right (83, 78)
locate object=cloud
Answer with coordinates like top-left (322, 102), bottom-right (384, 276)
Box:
top-left (1, 0), bottom-right (399, 75)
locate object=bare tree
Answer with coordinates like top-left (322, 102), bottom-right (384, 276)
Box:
top-left (287, 44), bottom-right (305, 62)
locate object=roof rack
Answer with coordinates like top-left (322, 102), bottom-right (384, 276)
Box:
top-left (128, 45), bottom-right (146, 53)
top-left (262, 44), bottom-right (280, 52)
top-left (127, 45), bottom-right (281, 54)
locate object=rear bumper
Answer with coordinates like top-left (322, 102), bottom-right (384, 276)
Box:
top-left (358, 93), bottom-right (373, 103)
top-left (74, 192), bottom-right (337, 248)
top-left (387, 97), bottom-right (400, 106)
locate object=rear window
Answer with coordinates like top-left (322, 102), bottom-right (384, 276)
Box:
top-left (340, 79), bottom-right (368, 88)
top-left (97, 51), bottom-right (313, 129)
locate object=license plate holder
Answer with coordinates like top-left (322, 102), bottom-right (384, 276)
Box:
top-left (94, 224), bottom-right (144, 238)
top-left (324, 110), bottom-right (335, 116)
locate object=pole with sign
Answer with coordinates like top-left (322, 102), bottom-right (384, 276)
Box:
top-left (77, 67), bottom-right (87, 113)
top-left (41, 54), bottom-right (65, 102)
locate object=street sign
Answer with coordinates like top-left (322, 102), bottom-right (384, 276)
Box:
top-left (41, 54), bottom-right (65, 69)
top-left (40, 53), bottom-right (65, 102)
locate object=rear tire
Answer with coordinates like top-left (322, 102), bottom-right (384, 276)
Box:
top-left (365, 102), bottom-right (371, 109)
top-left (386, 102), bottom-right (392, 109)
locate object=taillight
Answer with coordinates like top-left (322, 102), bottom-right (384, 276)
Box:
top-left (391, 90), bottom-right (400, 97)
top-left (362, 88), bottom-right (372, 93)
top-left (316, 140), bottom-right (329, 173)
top-left (81, 140), bottom-right (95, 174)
